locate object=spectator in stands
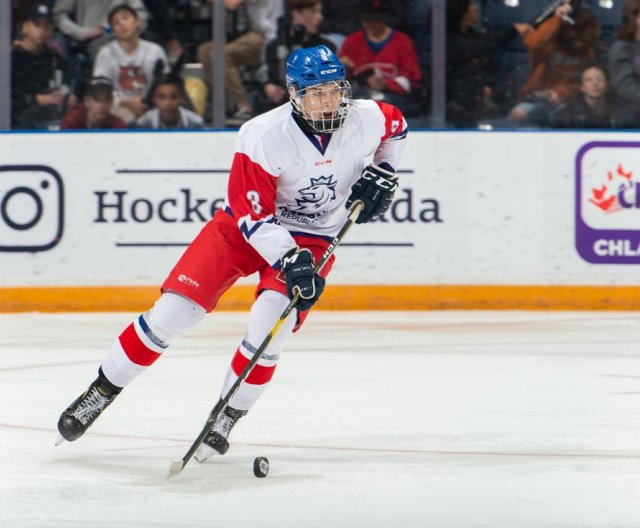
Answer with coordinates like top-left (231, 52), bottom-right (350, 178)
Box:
top-left (509, 2), bottom-right (601, 126)
top-left (551, 63), bottom-right (633, 128)
top-left (607, 0), bottom-right (640, 122)
top-left (53, 0), bottom-right (148, 59)
top-left (93, 4), bottom-right (169, 123)
top-left (339, 0), bottom-right (421, 116)
top-left (60, 76), bottom-right (127, 129)
top-left (321, 0), bottom-right (406, 50)
top-left (133, 73), bottom-right (204, 129)
top-left (197, 0), bottom-right (283, 121)
top-left (258, 0), bottom-right (336, 110)
top-left (446, 0), bottom-right (532, 128)
top-left (11, 3), bottom-right (72, 129)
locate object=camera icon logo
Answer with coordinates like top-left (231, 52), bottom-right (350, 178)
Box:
top-left (0, 165), bottom-right (64, 252)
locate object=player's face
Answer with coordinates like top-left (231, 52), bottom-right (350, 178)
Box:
top-left (153, 84), bottom-right (181, 119)
top-left (295, 82), bottom-right (342, 122)
top-left (110, 10), bottom-right (140, 40)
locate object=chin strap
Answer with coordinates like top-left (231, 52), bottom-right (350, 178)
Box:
top-left (291, 109), bottom-right (320, 135)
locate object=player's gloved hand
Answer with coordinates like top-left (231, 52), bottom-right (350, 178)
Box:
top-left (346, 164), bottom-right (398, 224)
top-left (280, 248), bottom-right (326, 311)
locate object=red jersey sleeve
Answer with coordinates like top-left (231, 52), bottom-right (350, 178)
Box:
top-left (372, 101), bottom-right (408, 172)
top-left (226, 150), bottom-right (297, 267)
top-left (374, 101), bottom-right (408, 142)
top-left (227, 151), bottom-right (278, 222)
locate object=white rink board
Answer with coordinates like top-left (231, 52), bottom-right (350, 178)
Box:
top-left (1, 129), bottom-right (639, 287)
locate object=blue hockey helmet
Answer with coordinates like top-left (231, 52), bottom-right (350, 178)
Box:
top-left (285, 45), bottom-right (352, 133)
top-left (285, 45), bottom-right (346, 91)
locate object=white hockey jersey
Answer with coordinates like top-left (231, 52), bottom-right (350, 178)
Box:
top-left (226, 99), bottom-right (408, 267)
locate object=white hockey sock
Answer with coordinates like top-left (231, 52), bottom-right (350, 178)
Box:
top-left (101, 292), bottom-right (205, 387)
top-left (222, 290), bottom-right (296, 410)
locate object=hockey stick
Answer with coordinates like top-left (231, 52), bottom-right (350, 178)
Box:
top-left (167, 200), bottom-right (364, 478)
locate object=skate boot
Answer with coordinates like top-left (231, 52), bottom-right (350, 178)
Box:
top-left (194, 405), bottom-right (247, 463)
top-left (57, 368), bottom-right (122, 442)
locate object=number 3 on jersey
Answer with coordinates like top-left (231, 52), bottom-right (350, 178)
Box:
top-left (246, 190), bottom-right (262, 215)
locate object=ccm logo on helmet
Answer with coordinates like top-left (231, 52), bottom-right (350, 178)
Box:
top-left (320, 68), bottom-right (337, 74)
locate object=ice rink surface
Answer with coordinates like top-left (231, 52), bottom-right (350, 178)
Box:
top-left (1, 310), bottom-right (639, 527)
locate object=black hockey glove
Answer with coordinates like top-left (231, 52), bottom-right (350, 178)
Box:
top-left (346, 164), bottom-right (399, 224)
top-left (280, 248), bottom-right (326, 311)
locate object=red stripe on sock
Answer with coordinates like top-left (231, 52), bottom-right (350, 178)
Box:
top-left (118, 322), bottom-right (161, 367)
top-left (231, 349), bottom-right (276, 385)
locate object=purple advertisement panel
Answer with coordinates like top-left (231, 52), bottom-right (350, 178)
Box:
top-left (576, 141), bottom-right (640, 264)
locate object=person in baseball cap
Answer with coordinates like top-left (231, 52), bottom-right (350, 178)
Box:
top-left (60, 77), bottom-right (127, 129)
top-left (20, 3), bottom-right (55, 44)
top-left (11, 2), bottom-right (63, 128)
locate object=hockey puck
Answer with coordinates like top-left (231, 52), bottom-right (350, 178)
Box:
top-left (253, 456), bottom-right (269, 478)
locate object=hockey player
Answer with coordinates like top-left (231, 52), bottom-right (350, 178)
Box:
top-left (57, 45), bottom-right (407, 462)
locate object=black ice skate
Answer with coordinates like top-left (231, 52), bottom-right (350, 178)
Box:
top-left (194, 405), bottom-right (247, 463)
top-left (56, 368), bottom-right (122, 443)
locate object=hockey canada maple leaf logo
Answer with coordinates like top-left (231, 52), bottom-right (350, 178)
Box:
top-left (589, 163), bottom-right (634, 213)
top-left (293, 175), bottom-right (337, 214)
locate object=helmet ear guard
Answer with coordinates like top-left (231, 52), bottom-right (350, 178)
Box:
top-left (285, 45), bottom-right (352, 133)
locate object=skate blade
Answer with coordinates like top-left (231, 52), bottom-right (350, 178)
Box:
top-left (167, 460), bottom-right (183, 478)
top-left (54, 435), bottom-right (66, 446)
